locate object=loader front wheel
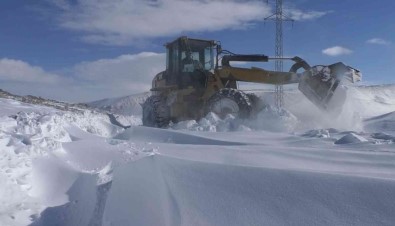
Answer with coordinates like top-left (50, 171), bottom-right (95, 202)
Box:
top-left (206, 88), bottom-right (252, 119)
top-left (142, 96), bottom-right (170, 128)
top-left (246, 93), bottom-right (266, 116)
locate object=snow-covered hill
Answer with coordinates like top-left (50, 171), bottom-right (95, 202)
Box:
top-left (364, 111), bottom-right (395, 136)
top-left (1, 84), bottom-right (395, 226)
top-left (87, 92), bottom-right (150, 116)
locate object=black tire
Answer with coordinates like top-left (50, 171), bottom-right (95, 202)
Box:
top-left (246, 93), bottom-right (266, 116)
top-left (206, 88), bottom-right (252, 119)
top-left (142, 96), bottom-right (170, 128)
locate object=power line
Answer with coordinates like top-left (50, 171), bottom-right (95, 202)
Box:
top-left (264, 0), bottom-right (293, 110)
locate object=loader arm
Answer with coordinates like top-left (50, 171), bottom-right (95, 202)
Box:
top-left (215, 54), bottom-right (362, 111)
top-left (217, 66), bottom-right (300, 85)
top-left (217, 55), bottom-right (311, 85)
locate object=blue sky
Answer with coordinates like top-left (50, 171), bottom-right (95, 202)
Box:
top-left (0, 0), bottom-right (394, 102)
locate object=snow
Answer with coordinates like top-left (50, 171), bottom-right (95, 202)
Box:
top-left (1, 84), bottom-right (395, 226)
top-left (364, 111), bottom-right (395, 135)
top-left (104, 155), bottom-right (395, 226)
top-left (171, 107), bottom-right (299, 133)
top-left (0, 98), bottom-right (146, 226)
top-left (87, 92), bottom-right (149, 116)
top-left (334, 132), bottom-right (368, 144)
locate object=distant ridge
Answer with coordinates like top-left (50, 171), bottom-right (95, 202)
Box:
top-left (0, 88), bottom-right (90, 112)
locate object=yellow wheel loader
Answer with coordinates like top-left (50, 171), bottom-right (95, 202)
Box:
top-left (143, 36), bottom-right (361, 128)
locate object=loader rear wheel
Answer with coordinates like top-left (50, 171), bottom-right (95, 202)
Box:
top-left (206, 88), bottom-right (252, 119)
top-left (142, 96), bottom-right (170, 128)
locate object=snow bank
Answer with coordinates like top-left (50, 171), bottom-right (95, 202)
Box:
top-left (364, 111), bottom-right (395, 135)
top-left (29, 157), bottom-right (104, 226)
top-left (102, 155), bottom-right (395, 226)
top-left (370, 133), bottom-right (395, 144)
top-left (0, 99), bottom-right (138, 226)
top-left (115, 125), bottom-right (243, 146)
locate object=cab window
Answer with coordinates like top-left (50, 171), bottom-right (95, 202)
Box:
top-left (204, 47), bottom-right (214, 70)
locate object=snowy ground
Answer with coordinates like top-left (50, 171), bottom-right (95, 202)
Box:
top-left (1, 85), bottom-right (395, 226)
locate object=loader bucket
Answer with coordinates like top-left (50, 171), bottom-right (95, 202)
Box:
top-left (298, 62), bottom-right (360, 112)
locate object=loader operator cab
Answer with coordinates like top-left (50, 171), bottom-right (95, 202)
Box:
top-left (165, 37), bottom-right (216, 89)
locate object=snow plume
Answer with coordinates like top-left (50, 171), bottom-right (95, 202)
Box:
top-left (171, 87), bottom-right (372, 133)
top-left (284, 85), bottom-right (395, 132)
top-left (283, 89), bottom-right (363, 131)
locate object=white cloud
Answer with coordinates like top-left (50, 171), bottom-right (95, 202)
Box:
top-left (285, 8), bottom-right (331, 21)
top-left (322, 46), bottom-right (353, 56)
top-left (366, 38), bottom-right (391, 45)
top-left (0, 59), bottom-right (66, 84)
top-left (73, 52), bottom-right (165, 94)
top-left (44, 0), bottom-right (329, 45)
top-left (52, 0), bottom-right (271, 45)
top-left (0, 53), bottom-right (165, 102)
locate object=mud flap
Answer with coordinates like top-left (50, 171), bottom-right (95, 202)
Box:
top-left (298, 62), bottom-right (358, 112)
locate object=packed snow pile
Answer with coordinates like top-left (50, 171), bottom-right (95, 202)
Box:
top-left (171, 106), bottom-right (299, 133)
top-left (302, 128), bottom-right (336, 138)
top-left (334, 132), bottom-right (369, 144)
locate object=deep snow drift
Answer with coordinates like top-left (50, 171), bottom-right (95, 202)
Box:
top-left (0, 98), bottom-right (151, 226)
top-left (1, 84), bottom-right (395, 226)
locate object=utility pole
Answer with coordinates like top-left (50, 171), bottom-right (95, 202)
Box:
top-left (264, 0), bottom-right (293, 110)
